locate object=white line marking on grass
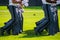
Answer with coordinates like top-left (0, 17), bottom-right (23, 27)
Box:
top-left (0, 10), bottom-right (9, 12)
top-left (0, 10), bottom-right (60, 12)
top-left (25, 10), bottom-right (43, 12)
top-left (0, 10), bottom-right (43, 12)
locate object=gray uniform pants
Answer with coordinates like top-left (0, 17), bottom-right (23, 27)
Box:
top-left (1, 5), bottom-right (23, 35)
top-left (35, 4), bottom-right (59, 35)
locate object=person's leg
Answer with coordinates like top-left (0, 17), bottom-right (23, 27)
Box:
top-left (47, 4), bottom-right (59, 35)
top-left (42, 4), bottom-right (50, 18)
top-left (54, 5), bottom-right (59, 32)
top-left (12, 22), bottom-right (19, 35)
top-left (12, 6), bottom-right (22, 35)
top-left (0, 27), bottom-right (4, 35)
top-left (35, 18), bottom-right (49, 34)
top-left (21, 14), bottom-right (23, 32)
top-left (36, 18), bottom-right (47, 26)
top-left (4, 6), bottom-right (15, 25)
top-left (5, 6), bottom-right (16, 35)
top-left (4, 5), bottom-right (15, 24)
top-left (35, 4), bottom-right (50, 27)
top-left (34, 4), bottom-right (50, 34)
top-left (3, 5), bottom-right (15, 29)
top-left (0, 5), bottom-right (15, 35)
top-left (4, 19), bottom-right (12, 25)
top-left (15, 6), bottom-right (23, 33)
top-left (18, 7), bottom-right (24, 32)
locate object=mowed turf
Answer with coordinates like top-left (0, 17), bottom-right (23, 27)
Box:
top-left (0, 6), bottom-right (60, 40)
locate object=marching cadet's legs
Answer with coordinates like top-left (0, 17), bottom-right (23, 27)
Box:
top-left (47, 4), bottom-right (59, 35)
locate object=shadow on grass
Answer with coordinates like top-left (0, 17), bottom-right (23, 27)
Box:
top-left (19, 30), bottom-right (48, 38)
top-left (0, 34), bottom-right (10, 37)
top-left (0, 31), bottom-right (11, 37)
top-left (0, 30), bottom-right (49, 38)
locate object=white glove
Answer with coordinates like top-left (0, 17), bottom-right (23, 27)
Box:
top-left (19, 9), bottom-right (24, 13)
top-left (57, 1), bottom-right (60, 5)
top-left (24, 3), bottom-right (29, 7)
top-left (16, 0), bottom-right (20, 2)
top-left (22, 0), bottom-right (29, 7)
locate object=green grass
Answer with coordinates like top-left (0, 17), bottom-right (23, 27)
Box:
top-left (0, 6), bottom-right (60, 40)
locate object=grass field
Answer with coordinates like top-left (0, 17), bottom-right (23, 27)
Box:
top-left (0, 6), bottom-right (60, 40)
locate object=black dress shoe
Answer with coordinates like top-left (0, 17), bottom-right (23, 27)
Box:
top-left (19, 30), bottom-right (23, 33)
top-left (4, 22), bottom-right (7, 25)
top-left (12, 33), bottom-right (18, 35)
top-left (48, 33), bottom-right (55, 36)
top-left (0, 27), bottom-right (4, 36)
top-left (34, 27), bottom-right (40, 35)
top-left (6, 31), bottom-right (10, 35)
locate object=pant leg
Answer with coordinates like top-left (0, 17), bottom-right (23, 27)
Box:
top-left (15, 6), bottom-right (23, 33)
top-left (0, 5), bottom-right (15, 35)
top-left (35, 4), bottom-right (50, 33)
top-left (42, 4), bottom-right (49, 18)
top-left (17, 8), bottom-right (24, 32)
top-left (35, 18), bottom-right (49, 32)
top-left (47, 4), bottom-right (59, 35)
top-left (7, 5), bottom-right (15, 20)
top-left (18, 12), bottom-right (23, 32)
top-left (36, 4), bottom-right (50, 26)
top-left (4, 5), bottom-right (16, 25)
top-left (36, 18), bottom-right (47, 26)
top-left (21, 14), bottom-right (23, 32)
top-left (12, 6), bottom-right (22, 34)
top-left (2, 5), bottom-right (15, 30)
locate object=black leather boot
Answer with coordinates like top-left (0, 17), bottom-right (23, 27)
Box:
top-left (0, 27), bottom-right (4, 36)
